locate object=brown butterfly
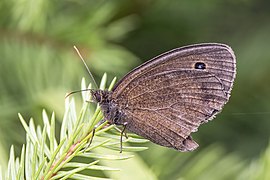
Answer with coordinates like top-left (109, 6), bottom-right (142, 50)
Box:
top-left (81, 43), bottom-right (236, 152)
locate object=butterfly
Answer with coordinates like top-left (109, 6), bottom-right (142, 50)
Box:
top-left (76, 43), bottom-right (236, 152)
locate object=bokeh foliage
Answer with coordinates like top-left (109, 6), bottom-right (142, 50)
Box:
top-left (1, 0), bottom-right (270, 179)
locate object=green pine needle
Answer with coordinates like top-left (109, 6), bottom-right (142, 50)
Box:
top-left (2, 75), bottom-right (148, 179)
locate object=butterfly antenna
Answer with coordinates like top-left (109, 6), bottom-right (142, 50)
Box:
top-left (73, 46), bottom-right (98, 89)
top-left (65, 88), bottom-right (93, 99)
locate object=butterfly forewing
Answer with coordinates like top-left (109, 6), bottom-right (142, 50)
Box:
top-left (110, 43), bottom-right (236, 151)
top-left (113, 43), bottom-right (235, 97)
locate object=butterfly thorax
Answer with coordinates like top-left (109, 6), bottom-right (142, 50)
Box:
top-left (91, 90), bottom-right (125, 125)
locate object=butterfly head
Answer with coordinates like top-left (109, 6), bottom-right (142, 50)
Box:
top-left (91, 90), bottom-right (111, 104)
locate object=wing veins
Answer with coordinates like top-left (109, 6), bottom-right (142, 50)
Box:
top-left (168, 101), bottom-right (217, 119)
top-left (126, 111), bottom-right (181, 147)
top-left (130, 107), bottom-right (196, 132)
top-left (128, 82), bottom-right (224, 100)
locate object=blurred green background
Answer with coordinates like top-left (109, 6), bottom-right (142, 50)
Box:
top-left (1, 0), bottom-right (270, 179)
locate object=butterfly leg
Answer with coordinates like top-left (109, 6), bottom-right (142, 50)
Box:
top-left (114, 126), bottom-right (129, 139)
top-left (120, 122), bottom-right (128, 153)
top-left (84, 119), bottom-right (106, 151)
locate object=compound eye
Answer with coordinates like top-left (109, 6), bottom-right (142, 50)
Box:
top-left (94, 92), bottom-right (101, 102)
